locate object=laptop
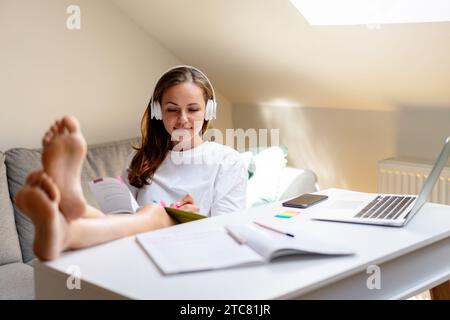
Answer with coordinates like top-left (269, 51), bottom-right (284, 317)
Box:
top-left (313, 136), bottom-right (450, 227)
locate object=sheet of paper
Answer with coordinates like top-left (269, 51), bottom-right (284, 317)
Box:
top-left (88, 177), bottom-right (140, 214)
top-left (251, 218), bottom-right (355, 258)
top-left (136, 228), bottom-right (264, 274)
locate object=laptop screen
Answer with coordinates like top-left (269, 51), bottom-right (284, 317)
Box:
top-left (408, 136), bottom-right (450, 219)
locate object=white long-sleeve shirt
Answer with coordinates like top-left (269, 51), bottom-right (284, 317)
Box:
top-left (121, 141), bottom-right (247, 216)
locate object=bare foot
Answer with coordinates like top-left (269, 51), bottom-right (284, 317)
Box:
top-left (15, 171), bottom-right (69, 261)
top-left (42, 116), bottom-right (87, 220)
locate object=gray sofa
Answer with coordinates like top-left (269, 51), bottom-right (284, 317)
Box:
top-left (0, 138), bottom-right (317, 300)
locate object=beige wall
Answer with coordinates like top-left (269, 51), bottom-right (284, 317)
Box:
top-left (233, 105), bottom-right (450, 193)
top-left (0, 0), bottom-right (233, 151)
top-left (106, 0), bottom-right (450, 193)
top-left (110, 0), bottom-right (450, 112)
top-left (1, 0), bottom-right (446, 192)
top-left (211, 92), bottom-right (233, 135)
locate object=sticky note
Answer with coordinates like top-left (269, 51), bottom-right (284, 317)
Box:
top-left (275, 211), bottom-right (300, 219)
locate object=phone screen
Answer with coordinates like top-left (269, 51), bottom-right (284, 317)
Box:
top-left (282, 194), bottom-right (328, 208)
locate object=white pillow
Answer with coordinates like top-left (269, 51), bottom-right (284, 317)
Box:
top-left (239, 151), bottom-right (256, 179)
top-left (245, 147), bottom-right (287, 207)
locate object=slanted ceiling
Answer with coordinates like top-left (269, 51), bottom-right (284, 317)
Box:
top-left (112, 0), bottom-right (450, 110)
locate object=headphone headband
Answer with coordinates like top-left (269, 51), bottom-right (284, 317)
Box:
top-left (149, 65), bottom-right (217, 120)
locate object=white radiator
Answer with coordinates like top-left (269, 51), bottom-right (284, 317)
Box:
top-left (378, 159), bottom-right (450, 205)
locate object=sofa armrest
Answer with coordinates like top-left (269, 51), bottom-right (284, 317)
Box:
top-left (276, 166), bottom-right (319, 201)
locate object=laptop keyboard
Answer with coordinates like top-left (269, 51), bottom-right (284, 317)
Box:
top-left (354, 195), bottom-right (415, 220)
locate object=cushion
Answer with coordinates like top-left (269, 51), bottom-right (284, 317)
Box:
top-left (0, 152), bottom-right (22, 265)
top-left (277, 167), bottom-right (318, 200)
top-left (0, 263), bottom-right (34, 299)
top-left (239, 152), bottom-right (256, 179)
top-left (81, 137), bottom-right (140, 209)
top-left (5, 137), bottom-right (139, 263)
top-left (5, 148), bottom-right (42, 264)
top-left (244, 146), bottom-right (288, 207)
top-left (247, 145), bottom-right (289, 157)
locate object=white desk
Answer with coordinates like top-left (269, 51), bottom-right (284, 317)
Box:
top-left (34, 188), bottom-right (450, 299)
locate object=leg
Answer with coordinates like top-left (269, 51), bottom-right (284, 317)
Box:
top-left (16, 114), bottom-right (178, 260)
top-left (430, 281), bottom-right (450, 300)
top-left (82, 204), bottom-right (108, 219)
top-left (67, 205), bottom-right (176, 249)
top-left (16, 171), bottom-right (176, 260)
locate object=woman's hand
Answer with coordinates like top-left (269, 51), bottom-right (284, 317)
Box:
top-left (175, 194), bottom-right (200, 214)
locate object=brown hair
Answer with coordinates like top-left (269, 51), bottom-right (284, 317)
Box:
top-left (128, 66), bottom-right (213, 188)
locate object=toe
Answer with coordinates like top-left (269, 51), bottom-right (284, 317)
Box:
top-left (14, 186), bottom-right (29, 209)
top-left (40, 175), bottom-right (60, 203)
top-left (51, 123), bottom-right (59, 135)
top-left (26, 170), bottom-right (44, 186)
top-left (42, 130), bottom-right (53, 146)
top-left (62, 115), bottom-right (80, 133)
top-left (56, 119), bottom-right (65, 134)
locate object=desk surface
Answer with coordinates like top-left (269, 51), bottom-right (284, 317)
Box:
top-left (35, 188), bottom-right (450, 299)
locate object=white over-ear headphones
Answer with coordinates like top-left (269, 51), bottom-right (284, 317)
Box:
top-left (149, 65), bottom-right (217, 121)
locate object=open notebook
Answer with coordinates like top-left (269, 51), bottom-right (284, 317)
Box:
top-left (136, 223), bottom-right (354, 275)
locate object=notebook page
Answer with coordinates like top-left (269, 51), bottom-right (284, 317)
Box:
top-left (226, 224), bottom-right (354, 261)
top-left (88, 177), bottom-right (140, 214)
top-left (136, 228), bottom-right (264, 275)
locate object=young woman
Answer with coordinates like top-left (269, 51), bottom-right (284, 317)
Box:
top-left (15, 66), bottom-right (247, 261)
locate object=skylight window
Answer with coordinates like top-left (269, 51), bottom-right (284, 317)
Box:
top-left (290, 0), bottom-right (450, 25)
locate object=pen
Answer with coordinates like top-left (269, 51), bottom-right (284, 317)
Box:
top-left (175, 201), bottom-right (192, 209)
top-left (253, 221), bottom-right (295, 237)
top-left (225, 228), bottom-right (247, 245)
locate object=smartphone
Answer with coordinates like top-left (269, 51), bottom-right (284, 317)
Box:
top-left (282, 194), bottom-right (328, 209)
